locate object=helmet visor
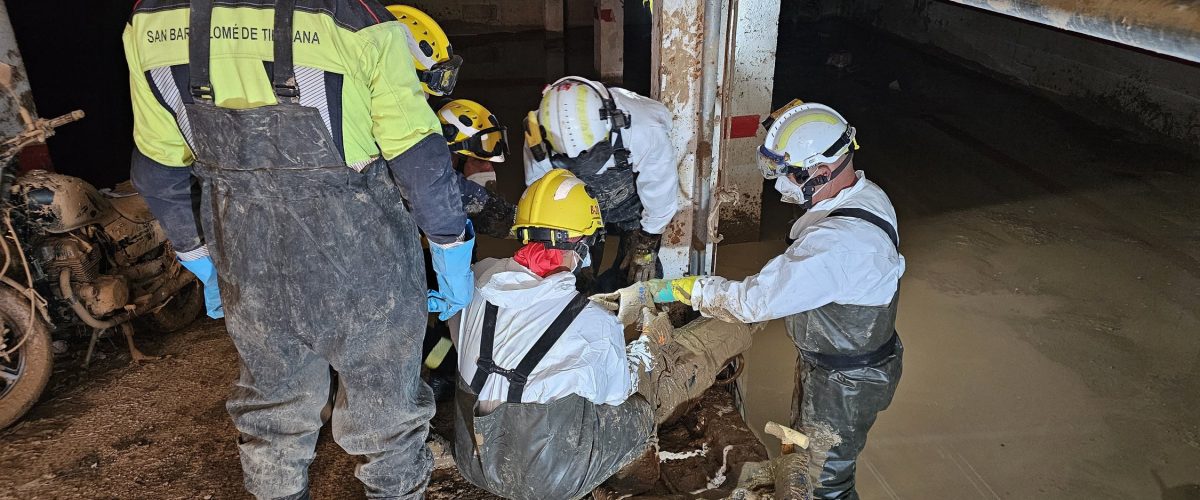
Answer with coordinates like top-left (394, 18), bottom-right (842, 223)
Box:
top-left (421, 54), bottom-right (463, 96)
top-left (450, 126), bottom-right (509, 159)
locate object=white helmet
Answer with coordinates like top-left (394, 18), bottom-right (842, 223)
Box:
top-left (757, 100), bottom-right (857, 179)
top-left (536, 77), bottom-right (630, 157)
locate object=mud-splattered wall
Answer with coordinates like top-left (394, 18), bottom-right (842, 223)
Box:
top-left (839, 0), bottom-right (1200, 158)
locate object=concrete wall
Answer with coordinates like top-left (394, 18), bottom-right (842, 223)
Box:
top-left (396, 0), bottom-right (591, 31)
top-left (0, 0), bottom-right (35, 139)
top-left (840, 0), bottom-right (1200, 156)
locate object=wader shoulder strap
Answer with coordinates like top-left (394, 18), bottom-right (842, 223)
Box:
top-left (611, 129), bottom-right (633, 172)
top-left (188, 0), bottom-right (214, 100)
top-left (469, 294), bottom-right (592, 403)
top-left (469, 302), bottom-right (500, 394)
top-left (828, 208), bottom-right (898, 248)
top-left (187, 0), bottom-right (298, 102)
top-left (271, 0), bottom-right (299, 101)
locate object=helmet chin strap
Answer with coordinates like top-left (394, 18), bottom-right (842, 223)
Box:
top-left (797, 152), bottom-right (853, 209)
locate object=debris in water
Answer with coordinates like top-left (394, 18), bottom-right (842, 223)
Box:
top-left (658, 442), bottom-right (709, 462)
top-left (690, 445), bottom-right (734, 494)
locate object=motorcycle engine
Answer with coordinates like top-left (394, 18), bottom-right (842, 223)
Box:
top-left (76, 276), bottom-right (130, 317)
top-left (39, 237), bottom-right (131, 317)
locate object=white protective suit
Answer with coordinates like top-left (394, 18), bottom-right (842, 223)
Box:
top-left (524, 88), bottom-right (679, 235)
top-left (692, 172), bottom-right (904, 321)
top-left (456, 258), bottom-right (640, 413)
top-left (692, 170), bottom-right (905, 500)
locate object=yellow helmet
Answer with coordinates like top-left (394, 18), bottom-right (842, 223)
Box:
top-left (386, 5), bottom-right (461, 96)
top-left (514, 169), bottom-right (604, 248)
top-left (437, 99), bottom-right (508, 162)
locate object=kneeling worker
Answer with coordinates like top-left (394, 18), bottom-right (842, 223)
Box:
top-left (604, 101), bottom-right (904, 500)
top-left (452, 169), bottom-right (654, 500)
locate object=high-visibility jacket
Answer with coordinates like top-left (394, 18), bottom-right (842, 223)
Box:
top-left (123, 0), bottom-right (440, 171)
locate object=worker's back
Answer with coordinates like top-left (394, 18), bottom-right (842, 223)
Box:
top-left (123, 0), bottom-right (439, 171)
top-left (455, 257), bottom-right (632, 412)
top-left (452, 257), bottom-right (653, 500)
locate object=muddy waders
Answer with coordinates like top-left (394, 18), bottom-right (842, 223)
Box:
top-left (184, 2), bottom-right (433, 497)
top-left (786, 209), bottom-right (904, 500)
top-left (453, 294), bottom-right (654, 500)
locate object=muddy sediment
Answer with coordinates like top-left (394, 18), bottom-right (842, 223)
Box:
top-left (0, 318), bottom-right (767, 499)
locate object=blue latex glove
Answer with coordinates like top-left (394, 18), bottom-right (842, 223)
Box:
top-left (179, 255), bottom-right (224, 319)
top-left (427, 220), bottom-right (476, 321)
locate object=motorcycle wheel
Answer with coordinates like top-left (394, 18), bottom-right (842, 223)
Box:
top-left (142, 279), bottom-right (205, 333)
top-left (0, 286), bottom-right (53, 430)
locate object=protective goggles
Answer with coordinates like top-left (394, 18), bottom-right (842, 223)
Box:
top-left (419, 54), bottom-right (463, 96)
top-left (446, 125), bottom-right (510, 159)
top-left (756, 126), bottom-right (857, 180)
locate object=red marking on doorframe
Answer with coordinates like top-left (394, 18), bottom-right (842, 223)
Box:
top-left (728, 115), bottom-right (760, 139)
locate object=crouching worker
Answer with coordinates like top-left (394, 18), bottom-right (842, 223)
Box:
top-left (452, 169), bottom-right (655, 500)
top-left (437, 98), bottom-right (517, 239)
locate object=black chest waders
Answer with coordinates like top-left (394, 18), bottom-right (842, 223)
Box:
top-left (783, 208), bottom-right (904, 500)
top-left (185, 2), bottom-right (433, 497)
top-left (452, 294), bottom-right (653, 500)
top-left (552, 130), bottom-right (653, 293)
top-left (561, 132), bottom-right (643, 231)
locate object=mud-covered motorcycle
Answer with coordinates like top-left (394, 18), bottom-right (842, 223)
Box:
top-left (0, 110), bottom-right (203, 429)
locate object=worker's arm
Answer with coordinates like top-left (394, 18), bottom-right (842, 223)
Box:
top-left (586, 309), bottom-right (638, 403)
top-left (691, 226), bottom-right (896, 323)
top-left (523, 142), bottom-right (553, 187)
top-left (129, 150), bottom-right (203, 253)
top-left (458, 173), bottom-right (516, 239)
top-left (123, 24), bottom-right (203, 254)
top-left (123, 25), bottom-right (194, 169)
top-left (631, 119), bottom-right (679, 235)
top-left (361, 23), bottom-right (465, 245)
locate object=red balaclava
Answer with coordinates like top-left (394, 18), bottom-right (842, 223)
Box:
top-left (513, 242), bottom-right (570, 278)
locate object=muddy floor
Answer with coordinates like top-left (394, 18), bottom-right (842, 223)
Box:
top-left (0, 321), bottom-right (764, 499)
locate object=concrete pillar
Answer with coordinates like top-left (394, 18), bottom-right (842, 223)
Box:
top-left (594, 0), bottom-right (623, 83)
top-left (713, 0), bottom-right (779, 244)
top-left (0, 0), bottom-right (36, 138)
top-left (650, 0), bottom-right (709, 278)
top-left (651, 0), bottom-right (779, 277)
top-left (545, 0), bottom-right (564, 34)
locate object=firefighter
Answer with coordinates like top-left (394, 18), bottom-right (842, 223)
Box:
top-left (123, 1), bottom-right (472, 497)
top-left (452, 169), bottom-right (654, 500)
top-left (524, 76), bottom-right (678, 292)
top-left (422, 98), bottom-right (516, 402)
top-left (602, 101), bottom-right (905, 500)
top-left (436, 98), bottom-right (517, 238)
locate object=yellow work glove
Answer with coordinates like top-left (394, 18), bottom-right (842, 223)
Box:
top-left (589, 276), bottom-right (699, 327)
top-left (647, 276), bottom-right (699, 306)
